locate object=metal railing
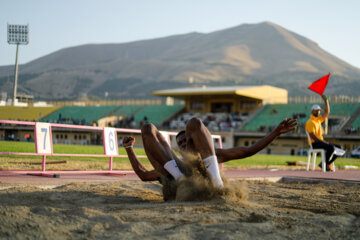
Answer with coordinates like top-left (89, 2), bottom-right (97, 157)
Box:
top-left (0, 120), bottom-right (222, 177)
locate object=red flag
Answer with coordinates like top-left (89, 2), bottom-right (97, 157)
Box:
top-left (308, 72), bottom-right (331, 95)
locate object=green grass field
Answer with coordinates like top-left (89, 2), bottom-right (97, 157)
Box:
top-left (0, 140), bottom-right (146, 158)
top-left (0, 141), bottom-right (147, 170)
top-left (0, 141), bottom-right (359, 170)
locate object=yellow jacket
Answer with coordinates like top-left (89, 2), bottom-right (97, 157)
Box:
top-left (305, 115), bottom-right (324, 143)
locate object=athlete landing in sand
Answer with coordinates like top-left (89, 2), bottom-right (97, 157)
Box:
top-left (123, 117), bottom-right (297, 187)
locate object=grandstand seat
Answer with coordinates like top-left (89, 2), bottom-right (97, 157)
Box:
top-left (242, 102), bottom-right (360, 133)
top-left (40, 106), bottom-right (120, 125)
top-left (134, 105), bottom-right (183, 127)
top-left (305, 131), bottom-right (335, 172)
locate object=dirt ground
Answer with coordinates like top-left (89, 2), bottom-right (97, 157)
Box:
top-left (0, 178), bottom-right (360, 240)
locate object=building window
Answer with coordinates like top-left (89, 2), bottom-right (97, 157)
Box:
top-left (191, 101), bottom-right (204, 110)
top-left (211, 102), bottom-right (233, 113)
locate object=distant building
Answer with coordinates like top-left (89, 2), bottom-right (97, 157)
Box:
top-left (152, 85), bottom-right (287, 114)
top-left (16, 94), bottom-right (34, 103)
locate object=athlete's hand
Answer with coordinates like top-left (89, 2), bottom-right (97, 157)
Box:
top-left (123, 136), bottom-right (135, 148)
top-left (276, 118), bottom-right (298, 135)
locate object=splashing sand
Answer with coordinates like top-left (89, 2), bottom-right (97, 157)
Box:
top-left (162, 152), bottom-right (248, 202)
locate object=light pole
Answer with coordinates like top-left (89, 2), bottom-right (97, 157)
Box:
top-left (7, 24), bottom-right (29, 105)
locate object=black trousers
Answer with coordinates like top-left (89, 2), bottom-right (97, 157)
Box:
top-left (312, 141), bottom-right (341, 164)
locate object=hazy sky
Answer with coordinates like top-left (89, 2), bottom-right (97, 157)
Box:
top-left (1, 0), bottom-right (359, 68)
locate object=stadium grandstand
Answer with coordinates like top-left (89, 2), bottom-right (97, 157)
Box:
top-left (38, 105), bottom-right (184, 128)
top-left (345, 107), bottom-right (360, 134)
top-left (134, 105), bottom-right (184, 127)
top-left (0, 106), bottom-right (60, 121)
top-left (242, 102), bottom-right (360, 134)
top-left (1, 85), bottom-right (359, 155)
top-left (351, 116), bottom-right (360, 130)
top-left (112, 105), bottom-right (143, 116)
top-left (40, 106), bottom-right (120, 126)
top-left (152, 85), bottom-right (288, 113)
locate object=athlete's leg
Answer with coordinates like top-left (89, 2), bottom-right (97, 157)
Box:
top-left (185, 118), bottom-right (223, 186)
top-left (141, 123), bottom-right (183, 179)
top-left (185, 117), bottom-right (215, 158)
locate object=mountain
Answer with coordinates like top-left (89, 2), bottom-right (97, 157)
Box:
top-left (0, 21), bottom-right (359, 100)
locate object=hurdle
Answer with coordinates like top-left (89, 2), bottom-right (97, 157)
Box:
top-left (0, 120), bottom-right (222, 178)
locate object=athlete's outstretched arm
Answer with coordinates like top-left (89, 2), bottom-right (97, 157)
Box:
top-left (123, 136), bottom-right (159, 181)
top-left (216, 118), bottom-right (298, 162)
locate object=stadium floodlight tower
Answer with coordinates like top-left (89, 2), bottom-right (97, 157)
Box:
top-left (7, 24), bottom-right (29, 105)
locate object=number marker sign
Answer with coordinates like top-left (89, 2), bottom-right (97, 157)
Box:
top-left (35, 122), bottom-right (53, 154)
top-left (103, 127), bottom-right (118, 156)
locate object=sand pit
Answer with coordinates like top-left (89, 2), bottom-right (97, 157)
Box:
top-left (0, 179), bottom-right (360, 239)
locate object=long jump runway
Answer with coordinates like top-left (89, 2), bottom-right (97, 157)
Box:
top-left (0, 169), bottom-right (359, 186)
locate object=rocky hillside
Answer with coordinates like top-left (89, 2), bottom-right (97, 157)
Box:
top-left (0, 21), bottom-right (359, 100)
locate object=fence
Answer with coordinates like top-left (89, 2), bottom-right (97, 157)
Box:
top-left (48, 99), bottom-right (163, 107)
top-left (288, 96), bottom-right (360, 103)
top-left (0, 120), bottom-right (222, 178)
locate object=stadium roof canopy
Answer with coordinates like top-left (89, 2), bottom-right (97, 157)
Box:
top-left (152, 85), bottom-right (288, 104)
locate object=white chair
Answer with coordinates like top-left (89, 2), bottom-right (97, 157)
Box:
top-left (305, 131), bottom-right (334, 172)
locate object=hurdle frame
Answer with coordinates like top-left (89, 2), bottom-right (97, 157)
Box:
top-left (0, 120), bottom-right (222, 177)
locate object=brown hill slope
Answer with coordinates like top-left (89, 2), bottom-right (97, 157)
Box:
top-left (0, 21), bottom-right (359, 100)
